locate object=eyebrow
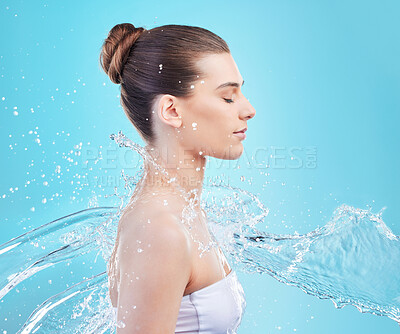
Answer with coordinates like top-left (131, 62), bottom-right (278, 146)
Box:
top-left (215, 79), bottom-right (245, 90)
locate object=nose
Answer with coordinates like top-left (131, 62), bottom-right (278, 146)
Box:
top-left (239, 98), bottom-right (256, 121)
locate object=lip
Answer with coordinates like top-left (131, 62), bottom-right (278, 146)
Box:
top-left (234, 127), bottom-right (247, 133)
top-left (233, 127), bottom-right (247, 140)
top-left (233, 132), bottom-right (246, 140)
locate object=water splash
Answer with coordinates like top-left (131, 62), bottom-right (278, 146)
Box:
top-left (0, 132), bottom-right (399, 333)
top-left (224, 203), bottom-right (400, 323)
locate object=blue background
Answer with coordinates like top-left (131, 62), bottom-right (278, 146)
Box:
top-left (1, 0), bottom-right (399, 333)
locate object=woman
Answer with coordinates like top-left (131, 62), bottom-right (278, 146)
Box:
top-left (99, 23), bottom-right (256, 333)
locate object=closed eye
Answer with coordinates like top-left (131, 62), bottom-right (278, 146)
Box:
top-left (223, 98), bottom-right (234, 104)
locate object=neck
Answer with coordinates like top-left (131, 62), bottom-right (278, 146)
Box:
top-left (141, 143), bottom-right (207, 202)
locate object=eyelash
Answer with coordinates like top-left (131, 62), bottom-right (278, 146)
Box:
top-left (223, 98), bottom-right (234, 104)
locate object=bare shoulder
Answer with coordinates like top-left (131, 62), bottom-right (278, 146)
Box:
top-left (116, 202), bottom-right (193, 287)
top-left (118, 204), bottom-right (191, 254)
top-left (114, 205), bottom-right (193, 332)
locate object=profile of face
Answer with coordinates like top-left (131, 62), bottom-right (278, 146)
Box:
top-left (154, 53), bottom-right (256, 161)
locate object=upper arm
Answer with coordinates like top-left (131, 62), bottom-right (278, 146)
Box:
top-left (115, 212), bottom-right (192, 333)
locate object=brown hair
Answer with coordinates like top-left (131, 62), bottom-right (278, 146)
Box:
top-left (99, 23), bottom-right (230, 143)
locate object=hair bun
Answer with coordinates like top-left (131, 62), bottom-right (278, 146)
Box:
top-left (99, 23), bottom-right (145, 84)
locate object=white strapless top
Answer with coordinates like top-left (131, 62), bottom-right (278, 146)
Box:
top-left (176, 270), bottom-right (246, 333)
top-left (113, 270), bottom-right (246, 333)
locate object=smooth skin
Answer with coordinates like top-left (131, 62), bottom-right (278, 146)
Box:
top-left (108, 52), bottom-right (256, 333)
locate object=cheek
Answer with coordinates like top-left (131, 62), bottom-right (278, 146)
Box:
top-left (201, 113), bottom-right (231, 142)
top-left (178, 108), bottom-right (212, 146)
top-left (180, 101), bottom-right (234, 149)
top-left (188, 104), bottom-right (224, 134)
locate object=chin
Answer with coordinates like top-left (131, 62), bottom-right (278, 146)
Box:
top-left (210, 143), bottom-right (244, 160)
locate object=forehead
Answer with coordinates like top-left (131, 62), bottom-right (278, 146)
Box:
top-left (195, 53), bottom-right (242, 87)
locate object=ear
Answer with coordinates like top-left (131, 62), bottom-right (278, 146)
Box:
top-left (156, 94), bottom-right (183, 129)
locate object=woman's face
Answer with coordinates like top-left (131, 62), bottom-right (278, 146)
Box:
top-left (177, 52), bottom-right (256, 160)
